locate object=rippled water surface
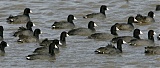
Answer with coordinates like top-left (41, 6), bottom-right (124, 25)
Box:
top-left (0, 0), bottom-right (160, 68)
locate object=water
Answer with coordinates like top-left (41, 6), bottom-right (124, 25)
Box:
top-left (0, 0), bottom-right (160, 68)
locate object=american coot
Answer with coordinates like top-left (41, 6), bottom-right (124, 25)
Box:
top-left (156, 5), bottom-right (160, 11)
top-left (135, 11), bottom-right (155, 24)
top-left (114, 16), bottom-right (136, 31)
top-left (59, 31), bottom-right (69, 46)
top-left (129, 30), bottom-right (156, 46)
top-left (144, 46), bottom-right (160, 54)
top-left (145, 46), bottom-right (160, 54)
top-left (88, 25), bottom-right (119, 40)
top-left (0, 41), bottom-right (9, 56)
top-left (6, 8), bottom-right (32, 24)
top-left (40, 38), bottom-right (53, 46)
top-left (26, 40), bottom-right (59, 60)
top-left (83, 5), bottom-right (109, 18)
top-left (40, 31), bottom-right (69, 47)
top-left (33, 39), bottom-right (61, 54)
top-left (0, 26), bottom-right (4, 41)
top-left (13, 21), bottom-right (35, 37)
top-left (68, 21), bottom-right (97, 36)
top-left (157, 34), bottom-right (160, 40)
top-left (26, 54), bottom-right (56, 60)
top-left (111, 29), bottom-right (143, 43)
top-left (51, 14), bottom-right (76, 29)
top-left (17, 29), bottom-right (42, 43)
top-left (95, 39), bottom-right (126, 54)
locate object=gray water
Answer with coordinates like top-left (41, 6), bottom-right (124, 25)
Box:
top-left (0, 0), bottom-right (160, 68)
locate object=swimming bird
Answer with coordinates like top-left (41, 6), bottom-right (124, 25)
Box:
top-left (83, 5), bottom-right (109, 19)
top-left (135, 11), bottom-right (155, 24)
top-left (13, 21), bottom-right (35, 37)
top-left (114, 16), bottom-right (137, 31)
top-left (26, 40), bottom-right (59, 60)
top-left (0, 26), bottom-right (4, 41)
top-left (156, 5), bottom-right (160, 11)
top-left (6, 8), bottom-right (32, 24)
top-left (111, 29), bottom-right (143, 43)
top-left (145, 46), bottom-right (160, 54)
top-left (51, 14), bottom-right (76, 29)
top-left (0, 41), bottom-right (9, 56)
top-left (40, 31), bottom-right (69, 47)
top-left (157, 34), bottom-right (160, 40)
top-left (33, 39), bottom-right (61, 54)
top-left (95, 39), bottom-right (126, 54)
top-left (88, 24), bottom-right (119, 40)
top-left (17, 29), bottom-right (41, 43)
top-left (68, 21), bottom-right (97, 36)
top-left (129, 30), bottom-right (156, 46)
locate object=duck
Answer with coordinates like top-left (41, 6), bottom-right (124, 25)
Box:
top-left (0, 41), bottom-right (9, 56)
top-left (40, 31), bottom-right (69, 47)
top-left (129, 30), bottom-right (156, 46)
top-left (94, 39), bottom-right (126, 54)
top-left (17, 29), bottom-right (42, 43)
top-left (156, 5), bottom-right (160, 11)
top-left (68, 21), bottom-right (97, 36)
top-left (51, 14), bottom-right (76, 29)
top-left (88, 24), bottom-right (119, 40)
top-left (0, 26), bottom-right (4, 41)
top-left (135, 11), bottom-right (155, 24)
top-left (26, 39), bottom-right (59, 60)
top-left (114, 16), bottom-right (136, 31)
top-left (83, 5), bottom-right (109, 18)
top-left (6, 8), bottom-right (32, 24)
top-left (111, 29), bottom-right (143, 43)
top-left (13, 21), bottom-right (35, 37)
top-left (33, 39), bottom-right (60, 54)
